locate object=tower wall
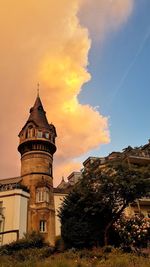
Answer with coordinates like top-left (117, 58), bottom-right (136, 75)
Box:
top-left (21, 151), bottom-right (53, 178)
top-left (20, 151), bottom-right (56, 246)
top-left (18, 95), bottom-right (57, 246)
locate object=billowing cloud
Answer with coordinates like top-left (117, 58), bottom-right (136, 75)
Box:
top-left (79, 0), bottom-right (134, 41)
top-left (0, 0), bottom-right (134, 185)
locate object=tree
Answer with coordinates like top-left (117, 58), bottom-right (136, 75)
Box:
top-left (59, 160), bottom-right (150, 248)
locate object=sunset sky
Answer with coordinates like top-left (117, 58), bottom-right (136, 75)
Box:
top-left (0, 0), bottom-right (150, 185)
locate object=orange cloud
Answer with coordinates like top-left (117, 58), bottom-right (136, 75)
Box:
top-left (0, 0), bottom-right (134, 185)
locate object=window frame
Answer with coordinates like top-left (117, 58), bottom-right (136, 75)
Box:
top-left (39, 220), bottom-right (46, 233)
top-left (36, 187), bottom-right (50, 203)
top-left (37, 131), bottom-right (43, 138)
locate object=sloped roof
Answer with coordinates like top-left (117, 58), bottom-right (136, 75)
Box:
top-left (57, 176), bottom-right (68, 189)
top-left (0, 177), bottom-right (22, 185)
top-left (19, 95), bottom-right (57, 137)
top-left (26, 96), bottom-right (50, 130)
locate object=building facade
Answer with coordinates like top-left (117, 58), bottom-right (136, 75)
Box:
top-left (0, 94), bottom-right (150, 246)
top-left (0, 178), bottom-right (29, 245)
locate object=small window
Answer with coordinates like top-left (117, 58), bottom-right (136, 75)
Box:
top-left (37, 131), bottom-right (43, 138)
top-left (28, 127), bottom-right (34, 138)
top-left (40, 220), bottom-right (46, 232)
top-left (49, 164), bottom-right (52, 176)
top-left (45, 132), bottom-right (49, 139)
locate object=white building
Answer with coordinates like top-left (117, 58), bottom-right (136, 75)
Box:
top-left (0, 177), bottom-right (29, 245)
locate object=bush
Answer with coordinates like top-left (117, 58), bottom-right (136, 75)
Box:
top-left (114, 215), bottom-right (150, 249)
top-left (55, 236), bottom-right (65, 252)
top-left (0, 231), bottom-right (49, 255)
top-left (12, 246), bottom-right (54, 262)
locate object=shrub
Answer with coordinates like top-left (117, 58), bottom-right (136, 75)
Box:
top-left (55, 236), bottom-right (65, 252)
top-left (12, 246), bottom-right (53, 262)
top-left (114, 215), bottom-right (150, 249)
top-left (0, 231), bottom-right (49, 255)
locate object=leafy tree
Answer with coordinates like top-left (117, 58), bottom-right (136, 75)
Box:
top-left (59, 160), bottom-right (150, 248)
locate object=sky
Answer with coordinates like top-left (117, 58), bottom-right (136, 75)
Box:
top-left (0, 0), bottom-right (150, 186)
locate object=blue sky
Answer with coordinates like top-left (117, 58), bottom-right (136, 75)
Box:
top-left (79, 0), bottom-right (150, 158)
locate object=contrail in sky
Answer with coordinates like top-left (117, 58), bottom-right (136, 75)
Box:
top-left (109, 26), bottom-right (150, 107)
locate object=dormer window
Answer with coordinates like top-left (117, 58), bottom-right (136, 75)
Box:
top-left (45, 132), bottom-right (49, 139)
top-left (28, 126), bottom-right (34, 138)
top-left (37, 131), bottom-right (43, 138)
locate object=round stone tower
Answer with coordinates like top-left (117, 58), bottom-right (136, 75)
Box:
top-left (18, 94), bottom-right (57, 246)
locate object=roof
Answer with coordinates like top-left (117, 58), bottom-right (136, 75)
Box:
top-left (67, 171), bottom-right (81, 181)
top-left (0, 177), bottom-right (22, 185)
top-left (83, 157), bottom-right (100, 166)
top-left (53, 188), bottom-right (69, 194)
top-left (57, 176), bottom-right (68, 189)
top-left (127, 155), bottom-right (150, 165)
top-left (20, 95), bottom-right (56, 134)
top-left (108, 151), bottom-right (121, 157)
top-left (27, 96), bottom-right (50, 129)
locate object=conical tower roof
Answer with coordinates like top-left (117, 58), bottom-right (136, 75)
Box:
top-left (19, 94), bottom-right (57, 136)
top-left (27, 95), bottom-right (50, 129)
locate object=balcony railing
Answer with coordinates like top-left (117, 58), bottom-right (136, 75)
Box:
top-left (0, 183), bottom-right (29, 193)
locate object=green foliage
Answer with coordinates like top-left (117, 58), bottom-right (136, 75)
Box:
top-left (0, 231), bottom-right (49, 255)
top-left (59, 160), bottom-right (150, 248)
top-left (55, 236), bottom-right (65, 252)
top-left (114, 215), bottom-right (150, 249)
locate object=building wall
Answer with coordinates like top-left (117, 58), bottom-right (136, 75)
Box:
top-left (54, 193), bottom-right (67, 236)
top-left (0, 189), bottom-right (29, 245)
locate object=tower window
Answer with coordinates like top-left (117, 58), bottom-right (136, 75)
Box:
top-left (49, 164), bottom-right (52, 176)
top-left (28, 127), bottom-right (34, 138)
top-left (39, 220), bottom-right (46, 232)
top-left (37, 131), bottom-right (43, 138)
top-left (36, 190), bottom-right (44, 202)
top-left (45, 132), bottom-right (49, 139)
top-left (36, 188), bottom-right (50, 203)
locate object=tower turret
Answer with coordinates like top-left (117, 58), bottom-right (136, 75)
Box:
top-left (18, 94), bottom-right (57, 245)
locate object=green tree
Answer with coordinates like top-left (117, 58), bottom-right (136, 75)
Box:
top-left (59, 160), bottom-right (150, 248)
